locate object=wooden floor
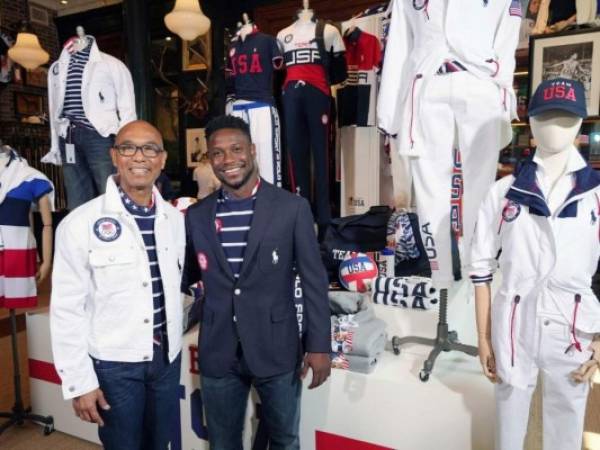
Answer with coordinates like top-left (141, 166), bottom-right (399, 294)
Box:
top-left (0, 422), bottom-right (100, 450)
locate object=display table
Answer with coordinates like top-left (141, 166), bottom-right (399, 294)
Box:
top-left (26, 282), bottom-right (495, 449)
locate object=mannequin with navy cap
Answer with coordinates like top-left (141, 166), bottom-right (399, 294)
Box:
top-left (470, 77), bottom-right (600, 450)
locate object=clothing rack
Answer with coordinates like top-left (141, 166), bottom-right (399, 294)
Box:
top-left (388, 288), bottom-right (478, 382)
top-left (0, 310), bottom-right (54, 435)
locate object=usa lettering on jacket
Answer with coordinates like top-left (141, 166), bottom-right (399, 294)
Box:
top-left (285, 48), bottom-right (321, 65)
top-left (230, 53), bottom-right (263, 75)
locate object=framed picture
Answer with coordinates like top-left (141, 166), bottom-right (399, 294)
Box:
top-left (529, 28), bottom-right (600, 116)
top-left (26, 66), bottom-right (48, 88)
top-left (182, 32), bottom-right (211, 71)
top-left (14, 92), bottom-right (44, 117)
top-left (186, 128), bottom-right (207, 167)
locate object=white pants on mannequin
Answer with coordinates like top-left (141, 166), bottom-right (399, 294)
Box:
top-left (495, 317), bottom-right (593, 450)
top-left (226, 99), bottom-right (282, 186)
top-left (411, 71), bottom-right (508, 286)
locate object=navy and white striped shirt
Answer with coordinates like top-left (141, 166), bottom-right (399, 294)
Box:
top-left (216, 182), bottom-right (259, 277)
top-left (61, 39), bottom-right (94, 129)
top-left (119, 188), bottom-right (168, 348)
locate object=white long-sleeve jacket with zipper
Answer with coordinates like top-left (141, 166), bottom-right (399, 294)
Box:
top-left (470, 151), bottom-right (600, 389)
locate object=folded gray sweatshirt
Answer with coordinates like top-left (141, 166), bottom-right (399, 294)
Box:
top-left (331, 313), bottom-right (387, 357)
top-left (328, 291), bottom-right (365, 315)
top-left (331, 352), bottom-right (379, 374)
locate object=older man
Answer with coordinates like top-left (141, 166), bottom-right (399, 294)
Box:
top-left (50, 120), bottom-right (185, 450)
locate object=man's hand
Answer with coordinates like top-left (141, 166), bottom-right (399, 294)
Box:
top-left (571, 338), bottom-right (600, 384)
top-left (72, 388), bottom-right (111, 426)
top-left (478, 335), bottom-right (500, 383)
top-left (300, 353), bottom-right (331, 389)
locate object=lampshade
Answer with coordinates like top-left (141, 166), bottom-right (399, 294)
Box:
top-left (164, 0), bottom-right (211, 41)
top-left (8, 32), bottom-right (49, 70)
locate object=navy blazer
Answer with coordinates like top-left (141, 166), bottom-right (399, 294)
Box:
top-left (182, 180), bottom-right (330, 378)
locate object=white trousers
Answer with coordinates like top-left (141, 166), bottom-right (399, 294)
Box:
top-left (495, 317), bottom-right (593, 450)
top-left (411, 71), bottom-right (507, 286)
top-left (227, 99), bottom-right (282, 187)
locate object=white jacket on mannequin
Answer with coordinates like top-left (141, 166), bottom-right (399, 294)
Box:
top-left (43, 36), bottom-right (136, 165)
top-left (377, 0), bottom-right (521, 156)
top-left (470, 151), bottom-right (600, 388)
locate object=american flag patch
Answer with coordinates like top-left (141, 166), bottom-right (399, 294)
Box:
top-left (509, 0), bottom-right (522, 17)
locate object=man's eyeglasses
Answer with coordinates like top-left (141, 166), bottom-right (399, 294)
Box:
top-left (114, 143), bottom-right (164, 158)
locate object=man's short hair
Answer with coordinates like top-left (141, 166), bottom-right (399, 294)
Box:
top-left (205, 115), bottom-right (252, 143)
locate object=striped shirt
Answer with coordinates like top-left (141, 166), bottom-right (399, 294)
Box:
top-left (119, 188), bottom-right (167, 348)
top-left (61, 39), bottom-right (94, 129)
top-left (216, 182), bottom-right (259, 277)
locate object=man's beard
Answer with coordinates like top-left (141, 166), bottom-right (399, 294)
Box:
top-left (222, 163), bottom-right (256, 191)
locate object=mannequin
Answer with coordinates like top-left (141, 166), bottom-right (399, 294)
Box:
top-left (73, 26), bottom-right (88, 52)
top-left (0, 146), bottom-right (54, 308)
top-left (225, 13), bottom-right (284, 186)
top-left (43, 25), bottom-right (136, 210)
top-left (193, 151), bottom-right (220, 200)
top-left (238, 13), bottom-right (254, 41)
top-left (471, 78), bottom-right (600, 450)
top-left (297, 0), bottom-right (314, 22)
top-left (378, 0), bottom-right (521, 287)
top-left (277, 0), bottom-right (347, 229)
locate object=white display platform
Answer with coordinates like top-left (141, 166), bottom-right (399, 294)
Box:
top-left (26, 281), bottom-right (495, 449)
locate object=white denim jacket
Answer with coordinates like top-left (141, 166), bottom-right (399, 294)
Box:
top-left (50, 176), bottom-right (185, 399)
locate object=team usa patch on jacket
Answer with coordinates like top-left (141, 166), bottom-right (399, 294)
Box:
top-left (502, 200), bottom-right (521, 222)
top-left (93, 217), bottom-right (121, 242)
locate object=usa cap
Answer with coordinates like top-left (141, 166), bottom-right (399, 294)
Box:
top-left (528, 77), bottom-right (587, 118)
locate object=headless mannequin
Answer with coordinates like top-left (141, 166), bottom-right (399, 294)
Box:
top-left (297, 0), bottom-right (314, 22)
top-left (475, 109), bottom-right (600, 384)
top-left (239, 13), bottom-right (253, 41)
top-left (73, 26), bottom-right (89, 53)
top-left (0, 147), bottom-right (53, 283)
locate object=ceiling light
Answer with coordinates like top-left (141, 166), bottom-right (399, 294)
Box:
top-left (164, 0), bottom-right (211, 41)
top-left (165, 36), bottom-right (172, 41)
top-left (8, 21), bottom-right (49, 70)
top-left (60, 0), bottom-right (68, 5)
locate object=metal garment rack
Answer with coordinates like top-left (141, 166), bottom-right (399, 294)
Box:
top-left (0, 309), bottom-right (54, 436)
top-left (389, 288), bottom-right (478, 382)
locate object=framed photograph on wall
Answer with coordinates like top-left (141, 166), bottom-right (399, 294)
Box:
top-left (182, 32), bottom-right (211, 71)
top-left (186, 128), bottom-right (207, 167)
top-left (14, 92), bottom-right (44, 117)
top-left (530, 28), bottom-right (600, 116)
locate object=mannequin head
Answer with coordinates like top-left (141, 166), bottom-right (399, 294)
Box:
top-left (297, 9), bottom-right (314, 22)
top-left (297, 0), bottom-right (314, 23)
top-left (0, 147), bottom-right (12, 175)
top-left (530, 110), bottom-right (582, 154)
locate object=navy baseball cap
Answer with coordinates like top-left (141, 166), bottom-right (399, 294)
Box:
top-left (529, 78), bottom-right (587, 118)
